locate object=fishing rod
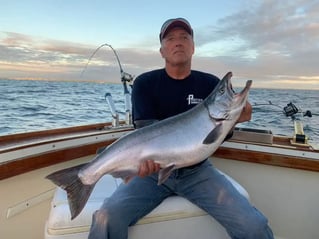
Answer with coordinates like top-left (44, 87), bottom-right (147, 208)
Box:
top-left (253, 101), bottom-right (318, 145)
top-left (82, 43), bottom-right (134, 126)
top-left (81, 43), bottom-right (133, 81)
top-left (253, 101), bottom-right (316, 118)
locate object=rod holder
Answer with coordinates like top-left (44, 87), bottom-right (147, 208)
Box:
top-left (291, 120), bottom-right (308, 145)
top-left (124, 93), bottom-right (132, 125)
top-left (105, 93), bottom-right (119, 127)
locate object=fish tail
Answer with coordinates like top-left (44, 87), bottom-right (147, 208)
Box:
top-left (46, 163), bottom-right (95, 220)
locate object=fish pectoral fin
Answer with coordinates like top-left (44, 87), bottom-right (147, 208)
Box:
top-left (202, 124), bottom-right (223, 144)
top-left (158, 164), bottom-right (175, 185)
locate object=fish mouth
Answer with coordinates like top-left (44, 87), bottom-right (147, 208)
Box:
top-left (230, 79), bottom-right (251, 110)
top-left (239, 80), bottom-right (252, 95)
top-left (204, 72), bottom-right (253, 120)
top-left (220, 72), bottom-right (252, 109)
top-left (237, 80), bottom-right (252, 101)
top-left (222, 72), bottom-right (252, 97)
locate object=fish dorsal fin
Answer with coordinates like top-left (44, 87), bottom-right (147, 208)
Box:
top-left (158, 164), bottom-right (175, 185)
top-left (202, 124), bottom-right (223, 144)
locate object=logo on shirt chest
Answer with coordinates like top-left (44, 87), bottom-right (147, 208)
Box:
top-left (186, 94), bottom-right (203, 105)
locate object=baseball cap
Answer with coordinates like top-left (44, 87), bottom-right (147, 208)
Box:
top-left (159, 18), bottom-right (193, 42)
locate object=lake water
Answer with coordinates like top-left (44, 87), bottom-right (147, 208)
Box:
top-left (0, 79), bottom-right (318, 144)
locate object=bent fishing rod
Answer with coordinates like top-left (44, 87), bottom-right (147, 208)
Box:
top-left (81, 43), bottom-right (134, 126)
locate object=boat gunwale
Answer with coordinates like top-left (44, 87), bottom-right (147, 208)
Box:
top-left (0, 123), bottom-right (133, 180)
top-left (0, 124), bottom-right (318, 180)
top-left (0, 124), bottom-right (132, 154)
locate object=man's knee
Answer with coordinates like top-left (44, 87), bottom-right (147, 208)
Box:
top-left (88, 209), bottom-right (109, 239)
top-left (92, 209), bottom-right (108, 226)
top-left (239, 214), bottom-right (273, 239)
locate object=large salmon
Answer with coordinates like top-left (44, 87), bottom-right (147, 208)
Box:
top-left (46, 72), bottom-right (252, 219)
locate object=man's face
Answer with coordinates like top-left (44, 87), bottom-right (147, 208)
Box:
top-left (160, 27), bottom-right (194, 66)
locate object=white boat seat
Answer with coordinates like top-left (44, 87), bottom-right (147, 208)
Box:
top-left (45, 169), bottom-right (249, 239)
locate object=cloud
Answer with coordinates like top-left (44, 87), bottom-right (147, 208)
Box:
top-left (0, 31), bottom-right (164, 83)
top-left (192, 0), bottom-right (319, 89)
top-left (0, 1), bottom-right (318, 90)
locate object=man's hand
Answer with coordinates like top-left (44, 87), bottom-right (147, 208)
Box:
top-left (138, 160), bottom-right (161, 177)
top-left (237, 101), bottom-right (252, 123)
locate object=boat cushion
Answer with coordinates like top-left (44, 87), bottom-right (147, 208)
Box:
top-left (45, 170), bottom-right (249, 238)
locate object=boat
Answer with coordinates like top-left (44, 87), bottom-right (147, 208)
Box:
top-left (1, 108), bottom-right (319, 239)
top-left (1, 47), bottom-right (318, 238)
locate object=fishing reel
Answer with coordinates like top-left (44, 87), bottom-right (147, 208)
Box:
top-left (121, 71), bottom-right (134, 83)
top-left (283, 102), bottom-right (299, 117)
top-left (283, 102), bottom-right (312, 118)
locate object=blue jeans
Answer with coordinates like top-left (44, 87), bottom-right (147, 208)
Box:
top-left (88, 160), bottom-right (274, 239)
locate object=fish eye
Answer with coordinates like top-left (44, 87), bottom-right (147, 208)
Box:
top-left (219, 88), bottom-right (225, 94)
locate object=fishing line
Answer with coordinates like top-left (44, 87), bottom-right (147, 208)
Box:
top-left (253, 101), bottom-right (282, 110)
top-left (81, 43), bottom-right (123, 77)
top-left (252, 101), bottom-right (318, 118)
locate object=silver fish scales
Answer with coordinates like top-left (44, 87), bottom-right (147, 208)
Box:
top-left (46, 72), bottom-right (252, 219)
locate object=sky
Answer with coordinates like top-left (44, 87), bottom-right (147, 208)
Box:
top-left (0, 0), bottom-right (319, 89)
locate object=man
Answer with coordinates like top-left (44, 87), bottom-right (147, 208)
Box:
top-left (88, 17), bottom-right (274, 239)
